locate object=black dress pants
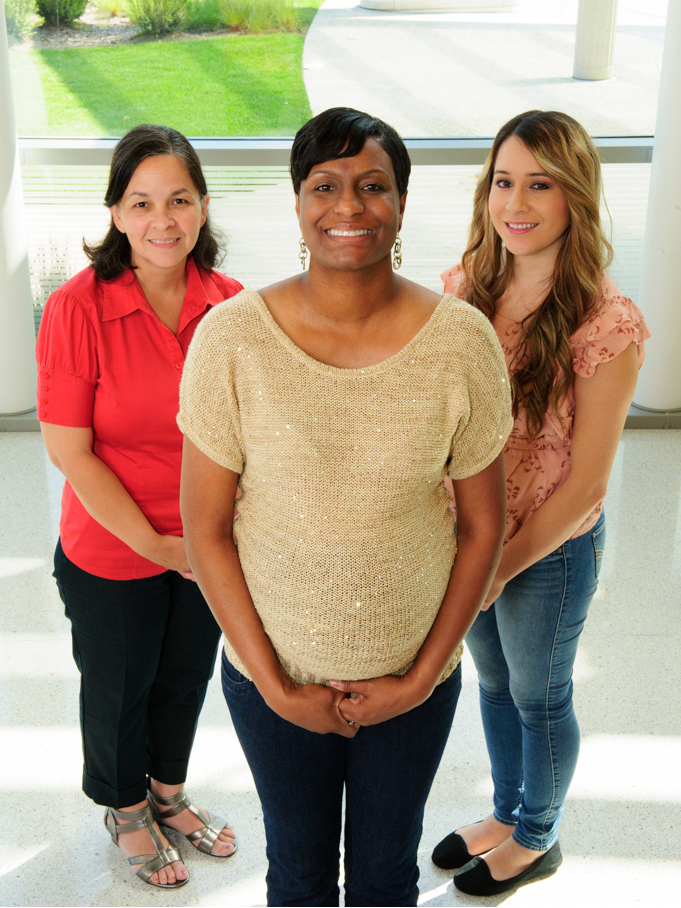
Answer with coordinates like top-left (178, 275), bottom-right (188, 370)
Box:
top-left (54, 539), bottom-right (221, 808)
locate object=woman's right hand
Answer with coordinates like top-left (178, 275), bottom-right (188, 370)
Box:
top-left (41, 424), bottom-right (196, 578)
top-left (143, 534), bottom-right (195, 579)
top-left (271, 679), bottom-right (359, 738)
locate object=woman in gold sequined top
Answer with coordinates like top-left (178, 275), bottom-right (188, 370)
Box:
top-left (178, 107), bottom-right (512, 907)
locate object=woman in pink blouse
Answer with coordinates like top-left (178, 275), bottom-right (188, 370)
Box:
top-left (432, 110), bottom-right (649, 896)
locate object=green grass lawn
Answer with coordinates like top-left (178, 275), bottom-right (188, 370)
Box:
top-left (10, 3), bottom-right (323, 136)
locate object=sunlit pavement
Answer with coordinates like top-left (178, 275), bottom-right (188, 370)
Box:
top-left (304, 0), bottom-right (667, 137)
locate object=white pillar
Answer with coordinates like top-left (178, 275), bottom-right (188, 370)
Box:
top-left (635, 1), bottom-right (681, 411)
top-left (573, 0), bottom-right (619, 81)
top-left (0, 5), bottom-right (37, 416)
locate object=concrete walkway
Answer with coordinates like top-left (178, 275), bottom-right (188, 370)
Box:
top-left (303, 0), bottom-right (667, 136)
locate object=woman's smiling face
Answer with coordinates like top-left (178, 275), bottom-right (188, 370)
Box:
top-left (111, 154), bottom-right (208, 279)
top-left (488, 135), bottom-right (570, 265)
top-left (295, 138), bottom-right (406, 273)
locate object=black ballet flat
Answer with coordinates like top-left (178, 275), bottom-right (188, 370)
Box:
top-left (454, 840), bottom-right (562, 896)
top-left (431, 821), bottom-right (484, 869)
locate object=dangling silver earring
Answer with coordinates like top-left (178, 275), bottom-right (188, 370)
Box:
top-left (392, 235), bottom-right (402, 271)
top-left (299, 237), bottom-right (308, 271)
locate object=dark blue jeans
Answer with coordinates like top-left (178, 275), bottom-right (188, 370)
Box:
top-left (222, 652), bottom-right (462, 907)
top-left (54, 539), bottom-right (221, 807)
top-left (465, 512), bottom-right (605, 851)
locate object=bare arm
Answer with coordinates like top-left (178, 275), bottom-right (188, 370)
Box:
top-left (180, 437), bottom-right (358, 737)
top-left (331, 451), bottom-right (507, 726)
top-left (41, 423), bottom-right (192, 576)
top-left (483, 341), bottom-right (639, 607)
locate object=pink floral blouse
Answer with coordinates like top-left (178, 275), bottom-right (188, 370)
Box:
top-left (442, 265), bottom-right (651, 543)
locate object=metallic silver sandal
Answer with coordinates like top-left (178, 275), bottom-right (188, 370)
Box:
top-left (104, 804), bottom-right (188, 888)
top-left (148, 787), bottom-right (237, 858)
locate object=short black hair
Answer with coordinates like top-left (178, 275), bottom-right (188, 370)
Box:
top-left (84, 124), bottom-right (223, 281)
top-left (290, 107), bottom-right (411, 196)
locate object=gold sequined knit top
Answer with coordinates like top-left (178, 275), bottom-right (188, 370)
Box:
top-left (178, 290), bottom-right (512, 686)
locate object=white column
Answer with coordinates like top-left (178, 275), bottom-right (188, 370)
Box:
top-left (635, 0), bottom-right (681, 411)
top-left (0, 5), bottom-right (37, 416)
top-left (573, 0), bottom-right (619, 80)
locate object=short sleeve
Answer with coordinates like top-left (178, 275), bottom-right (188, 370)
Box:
top-left (441, 263), bottom-right (464, 296)
top-left (572, 283), bottom-right (650, 378)
top-left (212, 273), bottom-right (244, 299)
top-left (448, 307), bottom-right (513, 480)
top-left (35, 288), bottom-right (97, 426)
top-left (178, 303), bottom-right (245, 474)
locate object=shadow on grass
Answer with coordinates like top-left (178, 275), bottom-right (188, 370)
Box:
top-left (34, 34), bottom-right (314, 136)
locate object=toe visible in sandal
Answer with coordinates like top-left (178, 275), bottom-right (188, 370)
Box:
top-left (104, 804), bottom-right (189, 888)
top-left (148, 787), bottom-right (237, 858)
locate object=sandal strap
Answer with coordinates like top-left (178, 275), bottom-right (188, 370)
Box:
top-left (104, 804), bottom-right (187, 887)
top-left (147, 787), bottom-right (193, 820)
top-left (108, 805), bottom-right (151, 823)
top-left (104, 805), bottom-right (155, 843)
top-left (148, 789), bottom-right (234, 857)
top-left (185, 807), bottom-right (229, 855)
top-left (128, 844), bottom-right (183, 883)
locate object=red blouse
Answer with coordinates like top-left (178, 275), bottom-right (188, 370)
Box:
top-left (36, 259), bottom-right (243, 579)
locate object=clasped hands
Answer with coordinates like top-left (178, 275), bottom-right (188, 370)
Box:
top-left (273, 670), bottom-right (429, 738)
top-left (329, 673), bottom-right (425, 732)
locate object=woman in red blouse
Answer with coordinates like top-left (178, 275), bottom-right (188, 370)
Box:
top-left (36, 125), bottom-right (242, 889)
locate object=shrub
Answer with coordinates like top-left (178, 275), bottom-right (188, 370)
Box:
top-left (180, 0), bottom-right (221, 31)
top-left (36, 0), bottom-right (88, 26)
top-left (4, 0), bottom-right (42, 38)
top-left (96, 0), bottom-right (125, 17)
top-left (218, 0), bottom-right (300, 33)
top-left (125, 0), bottom-right (187, 35)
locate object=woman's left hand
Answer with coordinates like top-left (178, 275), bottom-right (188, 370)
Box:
top-left (482, 574), bottom-right (506, 610)
top-left (328, 674), bottom-right (425, 727)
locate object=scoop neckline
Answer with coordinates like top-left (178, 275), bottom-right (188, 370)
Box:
top-left (248, 290), bottom-right (452, 377)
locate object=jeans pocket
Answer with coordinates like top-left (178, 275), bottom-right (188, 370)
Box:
top-left (592, 520), bottom-right (606, 579)
top-left (221, 650), bottom-right (253, 694)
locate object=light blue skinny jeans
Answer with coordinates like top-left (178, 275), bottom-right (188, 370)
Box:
top-left (465, 511), bottom-right (605, 852)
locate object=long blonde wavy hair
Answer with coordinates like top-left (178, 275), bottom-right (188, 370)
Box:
top-left (461, 110), bottom-right (613, 439)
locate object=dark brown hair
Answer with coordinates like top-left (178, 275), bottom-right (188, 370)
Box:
top-left (84, 124), bottom-right (223, 280)
top-left (462, 110), bottom-right (613, 438)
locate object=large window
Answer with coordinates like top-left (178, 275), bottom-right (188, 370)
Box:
top-left (7, 1), bottom-right (666, 138)
top-left (8, 1), bottom-right (322, 137)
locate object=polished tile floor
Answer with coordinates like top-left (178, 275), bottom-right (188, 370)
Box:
top-left (0, 428), bottom-right (679, 907)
